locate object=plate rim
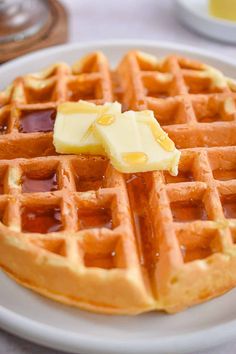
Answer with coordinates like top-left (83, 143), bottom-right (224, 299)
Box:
top-left (1, 303), bottom-right (236, 354)
top-left (1, 39), bottom-right (236, 354)
top-left (1, 38), bottom-right (236, 72)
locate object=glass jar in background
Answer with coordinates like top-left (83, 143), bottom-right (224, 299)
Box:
top-left (0, 0), bottom-right (51, 44)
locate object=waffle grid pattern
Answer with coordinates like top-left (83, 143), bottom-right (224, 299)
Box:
top-left (117, 52), bottom-right (236, 311)
top-left (118, 52), bottom-right (236, 149)
top-left (0, 52), bottom-right (113, 159)
top-left (160, 147), bottom-right (236, 261)
top-left (0, 155), bottom-right (134, 266)
top-left (0, 152), bottom-right (155, 313)
top-left (0, 51), bottom-right (236, 313)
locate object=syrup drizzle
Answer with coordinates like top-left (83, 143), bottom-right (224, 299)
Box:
top-left (126, 174), bottom-right (158, 271)
top-left (0, 170), bottom-right (6, 194)
top-left (22, 206), bottom-right (62, 233)
top-left (75, 174), bottom-right (104, 192)
top-left (0, 181), bottom-right (4, 194)
top-left (19, 109), bottom-right (56, 133)
top-left (78, 207), bottom-right (112, 230)
top-left (22, 172), bottom-right (58, 193)
top-left (164, 170), bottom-right (194, 183)
top-left (171, 200), bottom-right (208, 222)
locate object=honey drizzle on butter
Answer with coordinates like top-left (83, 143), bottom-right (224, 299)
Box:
top-left (80, 124), bottom-right (95, 142)
top-left (122, 152), bottom-right (148, 164)
top-left (96, 114), bottom-right (115, 126)
top-left (150, 122), bottom-right (175, 152)
top-left (81, 111), bottom-right (115, 141)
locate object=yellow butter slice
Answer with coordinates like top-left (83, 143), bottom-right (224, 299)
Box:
top-left (94, 110), bottom-right (180, 175)
top-left (53, 100), bottom-right (121, 155)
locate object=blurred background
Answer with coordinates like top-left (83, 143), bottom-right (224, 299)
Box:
top-left (61, 0), bottom-right (236, 57)
top-left (0, 0), bottom-right (236, 62)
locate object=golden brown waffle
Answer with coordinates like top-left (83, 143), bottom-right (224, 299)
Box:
top-left (117, 51), bottom-right (236, 312)
top-left (117, 51), bottom-right (236, 148)
top-left (0, 155), bottom-right (154, 313)
top-left (0, 52), bottom-right (113, 159)
top-left (0, 50), bottom-right (236, 314)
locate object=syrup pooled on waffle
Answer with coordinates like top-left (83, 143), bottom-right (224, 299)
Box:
top-left (0, 51), bottom-right (236, 314)
top-left (0, 52), bottom-right (113, 159)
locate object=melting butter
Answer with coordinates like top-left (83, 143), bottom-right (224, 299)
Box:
top-left (53, 100), bottom-right (121, 155)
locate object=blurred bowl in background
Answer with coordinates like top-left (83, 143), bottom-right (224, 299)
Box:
top-left (175, 0), bottom-right (236, 44)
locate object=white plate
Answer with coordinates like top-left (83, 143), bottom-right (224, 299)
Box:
top-left (1, 40), bottom-right (236, 354)
top-left (175, 0), bottom-right (236, 44)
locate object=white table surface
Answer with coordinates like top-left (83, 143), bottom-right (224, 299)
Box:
top-left (1, 0), bottom-right (236, 353)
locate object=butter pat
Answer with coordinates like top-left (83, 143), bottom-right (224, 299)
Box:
top-left (94, 110), bottom-right (180, 175)
top-left (53, 101), bottom-right (121, 155)
top-left (209, 0), bottom-right (236, 22)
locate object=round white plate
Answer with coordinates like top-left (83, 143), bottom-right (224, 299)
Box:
top-left (1, 40), bottom-right (236, 354)
top-left (175, 0), bottom-right (236, 44)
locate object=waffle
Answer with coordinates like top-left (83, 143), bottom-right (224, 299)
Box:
top-left (0, 51), bottom-right (236, 314)
top-left (0, 52), bottom-right (113, 159)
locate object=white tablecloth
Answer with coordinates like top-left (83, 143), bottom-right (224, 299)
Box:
top-left (1, 0), bottom-right (236, 353)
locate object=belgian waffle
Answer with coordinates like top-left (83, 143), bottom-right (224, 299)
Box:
top-left (0, 51), bottom-right (236, 314)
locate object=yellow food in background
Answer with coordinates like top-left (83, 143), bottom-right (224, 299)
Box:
top-left (209, 0), bottom-right (236, 22)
